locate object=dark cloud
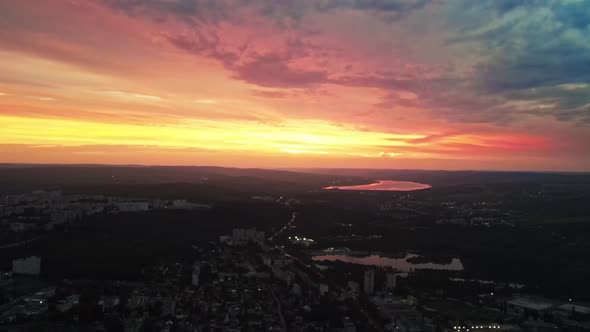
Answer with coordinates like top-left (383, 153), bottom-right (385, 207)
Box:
top-left (100, 0), bottom-right (433, 24)
top-left (99, 0), bottom-right (230, 24)
top-left (480, 54), bottom-right (590, 92)
top-left (331, 74), bottom-right (420, 91)
top-left (503, 84), bottom-right (590, 122)
top-left (455, 1), bottom-right (590, 89)
top-left (165, 32), bottom-right (240, 67)
top-left (165, 32), bottom-right (328, 88)
top-left (316, 0), bottom-right (432, 14)
top-left (234, 53), bottom-right (328, 88)
top-left (487, 0), bottom-right (541, 14)
top-left (446, 0), bottom-right (590, 124)
top-left (330, 72), bottom-right (522, 124)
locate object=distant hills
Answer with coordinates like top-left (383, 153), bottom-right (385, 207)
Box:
top-left (1, 164), bottom-right (589, 193)
top-left (0, 164), bottom-right (365, 194)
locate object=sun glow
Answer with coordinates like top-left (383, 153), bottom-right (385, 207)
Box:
top-left (0, 115), bottom-right (425, 158)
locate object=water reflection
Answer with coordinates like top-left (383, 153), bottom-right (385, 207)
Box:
top-left (312, 253), bottom-right (463, 272)
top-left (324, 180), bottom-right (431, 191)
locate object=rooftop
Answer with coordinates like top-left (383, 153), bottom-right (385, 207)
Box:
top-left (507, 296), bottom-right (554, 311)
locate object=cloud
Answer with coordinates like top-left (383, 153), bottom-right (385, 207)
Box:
top-left (103, 90), bottom-right (163, 102)
top-left (194, 98), bottom-right (217, 104)
top-left (165, 29), bottom-right (329, 88)
top-left (233, 53), bottom-right (328, 88)
top-left (379, 151), bottom-right (401, 158)
top-left (164, 32), bottom-right (240, 68)
top-left (559, 83), bottom-right (589, 91)
top-left (100, 0), bottom-right (433, 23)
top-left (132, 0), bottom-right (586, 127)
top-left (3, 0), bottom-right (590, 172)
top-left (251, 90), bottom-right (293, 99)
top-left (445, 0), bottom-right (590, 122)
top-left (408, 133), bottom-right (458, 144)
top-left (99, 0), bottom-right (231, 24)
top-left (458, 1), bottom-right (590, 91)
top-left (37, 97), bottom-right (56, 102)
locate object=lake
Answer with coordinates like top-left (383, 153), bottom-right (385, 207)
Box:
top-left (312, 253), bottom-right (463, 272)
top-left (324, 180), bottom-right (431, 191)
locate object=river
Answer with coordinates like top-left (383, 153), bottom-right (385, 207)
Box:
top-left (324, 180), bottom-right (431, 191)
top-left (312, 253), bottom-right (463, 272)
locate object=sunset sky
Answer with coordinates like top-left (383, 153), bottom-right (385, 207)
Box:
top-left (1, 0), bottom-right (589, 171)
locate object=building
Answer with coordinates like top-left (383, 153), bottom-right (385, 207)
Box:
top-left (291, 283), bottom-right (303, 297)
top-left (192, 263), bottom-right (200, 287)
top-left (386, 272), bottom-right (397, 290)
top-left (171, 200), bottom-right (211, 210)
top-left (347, 280), bottom-right (360, 294)
top-left (5, 195), bottom-right (25, 205)
top-left (342, 316), bottom-right (356, 332)
top-left (10, 222), bottom-right (35, 232)
top-left (50, 209), bottom-right (82, 224)
top-left (506, 296), bottom-right (554, 316)
top-left (261, 255), bottom-right (272, 266)
top-left (12, 256), bottom-right (41, 275)
top-left (364, 269), bottom-right (375, 294)
top-left (395, 310), bottom-right (424, 332)
top-left (557, 303), bottom-right (590, 315)
top-left (115, 202), bottom-right (149, 212)
top-left (319, 283), bottom-right (329, 297)
top-left (232, 228), bottom-right (265, 245)
top-left (289, 236), bottom-right (315, 247)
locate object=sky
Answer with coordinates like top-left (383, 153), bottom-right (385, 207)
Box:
top-left (1, 0), bottom-right (589, 171)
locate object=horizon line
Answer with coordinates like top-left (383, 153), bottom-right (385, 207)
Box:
top-left (0, 163), bottom-right (588, 175)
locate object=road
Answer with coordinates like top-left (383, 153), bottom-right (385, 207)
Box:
top-left (268, 202), bottom-right (384, 331)
top-left (268, 210), bottom-right (296, 242)
top-left (268, 285), bottom-right (287, 332)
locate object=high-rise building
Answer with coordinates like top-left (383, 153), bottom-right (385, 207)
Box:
top-left (12, 256), bottom-right (41, 275)
top-left (364, 269), bottom-right (375, 294)
top-left (192, 263), bottom-right (200, 287)
top-left (232, 228), bottom-right (265, 245)
top-left (319, 283), bottom-right (329, 296)
top-left (347, 280), bottom-right (360, 294)
top-left (386, 272), bottom-right (397, 290)
top-left (342, 316), bottom-right (357, 332)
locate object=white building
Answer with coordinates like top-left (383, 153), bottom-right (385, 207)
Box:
top-left (192, 263), bottom-right (200, 287)
top-left (319, 283), bottom-right (329, 297)
top-left (115, 202), bottom-right (149, 212)
top-left (219, 235), bottom-right (231, 244)
top-left (273, 266), bottom-right (295, 285)
top-left (289, 236), bottom-right (315, 247)
top-left (232, 228), bottom-right (265, 245)
top-left (386, 272), bottom-right (397, 290)
top-left (12, 256), bottom-right (41, 275)
top-left (348, 280), bottom-right (360, 295)
top-left (172, 200), bottom-right (211, 210)
top-left (291, 283), bottom-right (303, 297)
top-left (364, 269), bottom-right (375, 294)
top-left (506, 296), bottom-right (554, 315)
top-left (5, 195), bottom-right (25, 205)
top-left (10, 222), bottom-right (35, 232)
top-left (50, 210), bottom-right (81, 224)
top-left (342, 317), bottom-right (356, 332)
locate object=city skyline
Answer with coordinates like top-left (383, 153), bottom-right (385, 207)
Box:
top-left (1, 0), bottom-right (589, 171)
